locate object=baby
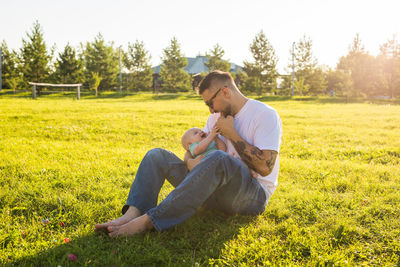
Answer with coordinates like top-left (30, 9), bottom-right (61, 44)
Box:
top-left (182, 126), bottom-right (259, 178)
top-left (181, 126), bottom-right (226, 158)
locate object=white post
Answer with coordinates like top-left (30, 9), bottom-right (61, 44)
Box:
top-left (119, 46), bottom-right (122, 93)
top-left (0, 49), bottom-right (2, 91)
top-left (77, 85), bottom-right (80, 100)
top-left (291, 42), bottom-right (295, 97)
top-left (32, 84), bottom-right (36, 99)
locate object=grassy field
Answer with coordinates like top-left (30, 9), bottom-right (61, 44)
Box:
top-left (1, 91), bottom-right (400, 266)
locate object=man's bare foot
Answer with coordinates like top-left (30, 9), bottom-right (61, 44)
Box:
top-left (107, 214), bottom-right (154, 237)
top-left (94, 206), bottom-right (141, 233)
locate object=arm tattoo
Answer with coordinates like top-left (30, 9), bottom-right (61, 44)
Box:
top-left (232, 141), bottom-right (258, 170)
top-left (233, 140), bottom-right (277, 175)
top-left (265, 151), bottom-right (276, 171)
top-left (250, 147), bottom-right (264, 160)
top-left (235, 141), bottom-right (246, 154)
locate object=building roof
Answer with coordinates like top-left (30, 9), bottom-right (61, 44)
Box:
top-left (152, 55), bottom-right (243, 75)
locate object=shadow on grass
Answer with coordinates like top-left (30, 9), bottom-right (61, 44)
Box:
top-left (0, 90), bottom-right (94, 99)
top-left (2, 89), bottom-right (398, 105)
top-left (151, 94), bottom-right (183, 101)
top-left (255, 95), bottom-right (400, 105)
top-left (84, 92), bottom-right (201, 102)
top-left (8, 210), bottom-right (256, 266)
top-left (0, 90), bottom-right (33, 99)
top-left (84, 92), bottom-right (129, 100)
top-left (254, 95), bottom-right (293, 102)
top-left (254, 95), bottom-right (355, 104)
top-left (310, 97), bottom-right (400, 105)
top-left (0, 90), bottom-right (202, 101)
top-left (151, 94), bottom-right (202, 101)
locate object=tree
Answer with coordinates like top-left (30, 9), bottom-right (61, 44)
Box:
top-left (123, 40), bottom-right (153, 92)
top-left (231, 69), bottom-right (247, 91)
top-left (293, 77), bottom-right (308, 96)
top-left (326, 68), bottom-right (353, 97)
top-left (83, 33), bottom-right (119, 91)
top-left (376, 36), bottom-right (400, 98)
top-left (338, 34), bottom-right (376, 97)
top-left (307, 67), bottom-right (327, 95)
top-left (205, 44), bottom-right (230, 72)
top-left (243, 31), bottom-right (278, 95)
top-left (89, 72), bottom-right (102, 97)
top-left (276, 75), bottom-right (292, 96)
top-left (159, 37), bottom-right (191, 92)
top-left (0, 41), bottom-right (21, 92)
top-left (19, 20), bottom-right (51, 91)
top-left (53, 43), bottom-right (83, 84)
top-left (291, 35), bottom-right (326, 95)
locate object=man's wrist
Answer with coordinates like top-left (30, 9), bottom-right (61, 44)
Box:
top-left (226, 130), bottom-right (241, 142)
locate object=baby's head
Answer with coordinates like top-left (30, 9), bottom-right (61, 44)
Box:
top-left (181, 127), bottom-right (207, 151)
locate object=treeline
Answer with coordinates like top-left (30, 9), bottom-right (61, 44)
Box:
top-left (239, 32), bottom-right (400, 98)
top-left (1, 21), bottom-right (400, 98)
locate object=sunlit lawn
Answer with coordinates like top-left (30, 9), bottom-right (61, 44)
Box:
top-left (1, 91), bottom-right (399, 265)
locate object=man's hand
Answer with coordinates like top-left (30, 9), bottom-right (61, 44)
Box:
top-left (215, 115), bottom-right (237, 140)
top-left (186, 155), bottom-right (204, 171)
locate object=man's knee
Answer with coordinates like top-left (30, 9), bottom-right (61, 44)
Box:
top-left (207, 150), bottom-right (229, 160)
top-left (144, 148), bottom-right (178, 164)
top-left (146, 148), bottom-right (164, 156)
top-left (207, 150), bottom-right (234, 165)
top-left (144, 148), bottom-right (167, 162)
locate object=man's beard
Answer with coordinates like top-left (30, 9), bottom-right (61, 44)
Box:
top-left (221, 104), bottom-right (233, 117)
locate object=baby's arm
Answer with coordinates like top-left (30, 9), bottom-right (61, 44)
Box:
top-left (184, 150), bottom-right (204, 171)
top-left (215, 136), bottom-right (226, 152)
top-left (192, 127), bottom-right (218, 156)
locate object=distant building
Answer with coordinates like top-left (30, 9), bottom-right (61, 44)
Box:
top-left (152, 55), bottom-right (243, 91)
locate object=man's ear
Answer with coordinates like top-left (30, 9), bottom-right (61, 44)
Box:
top-left (222, 86), bottom-right (231, 98)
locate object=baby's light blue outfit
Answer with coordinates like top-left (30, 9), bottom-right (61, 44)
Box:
top-left (189, 141), bottom-right (218, 157)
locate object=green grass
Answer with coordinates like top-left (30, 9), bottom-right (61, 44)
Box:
top-left (1, 91), bottom-right (400, 266)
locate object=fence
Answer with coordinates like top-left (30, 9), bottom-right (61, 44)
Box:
top-left (29, 82), bottom-right (83, 100)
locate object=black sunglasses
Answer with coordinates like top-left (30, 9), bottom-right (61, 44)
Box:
top-left (205, 87), bottom-right (223, 109)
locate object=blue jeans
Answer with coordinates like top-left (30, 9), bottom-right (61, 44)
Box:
top-left (122, 148), bottom-right (270, 231)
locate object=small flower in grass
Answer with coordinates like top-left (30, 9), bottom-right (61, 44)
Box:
top-left (21, 231), bottom-right (26, 237)
top-left (42, 219), bottom-right (50, 224)
top-left (64, 237), bottom-right (70, 243)
top-left (68, 253), bottom-right (77, 261)
top-left (59, 221), bottom-right (65, 227)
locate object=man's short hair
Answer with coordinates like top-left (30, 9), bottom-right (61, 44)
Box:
top-left (198, 70), bottom-right (235, 94)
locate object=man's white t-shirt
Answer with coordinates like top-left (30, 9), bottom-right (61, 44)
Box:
top-left (203, 99), bottom-right (282, 197)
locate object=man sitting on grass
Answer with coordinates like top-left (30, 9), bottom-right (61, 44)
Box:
top-left (94, 70), bottom-right (282, 236)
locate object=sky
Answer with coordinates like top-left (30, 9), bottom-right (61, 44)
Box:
top-left (1, 0), bottom-right (399, 74)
